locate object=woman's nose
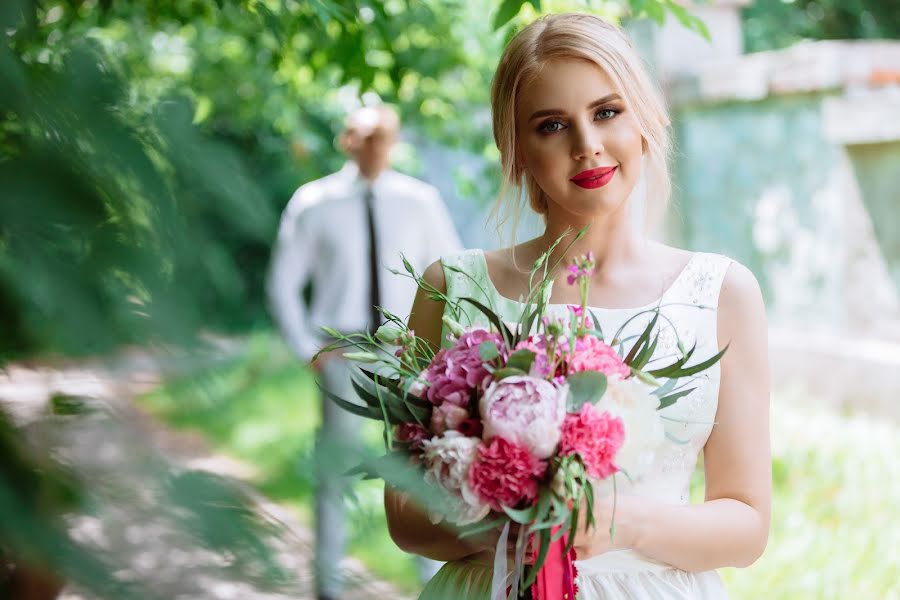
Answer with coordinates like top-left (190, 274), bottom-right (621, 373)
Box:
top-left (571, 121), bottom-right (604, 161)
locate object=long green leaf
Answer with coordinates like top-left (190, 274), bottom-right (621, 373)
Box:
top-left (460, 297), bottom-right (514, 345)
top-left (320, 386), bottom-right (381, 420)
top-left (647, 342), bottom-right (697, 378)
top-left (523, 528), bottom-right (551, 588)
top-left (656, 344), bottom-right (728, 379)
top-left (657, 387), bottom-right (696, 410)
top-left (631, 333), bottom-right (659, 370)
top-left (624, 311), bottom-right (658, 365)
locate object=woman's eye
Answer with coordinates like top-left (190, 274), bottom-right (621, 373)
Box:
top-left (537, 120), bottom-right (564, 134)
top-left (596, 108), bottom-right (618, 120)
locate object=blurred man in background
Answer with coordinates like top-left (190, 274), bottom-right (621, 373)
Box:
top-left (267, 105), bottom-right (462, 600)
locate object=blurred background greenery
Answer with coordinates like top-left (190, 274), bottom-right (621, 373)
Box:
top-left (2, 0), bottom-right (899, 598)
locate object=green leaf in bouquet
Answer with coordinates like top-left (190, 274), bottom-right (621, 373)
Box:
top-left (507, 349), bottom-right (536, 373)
top-left (563, 501), bottom-right (580, 554)
top-left (631, 368), bottom-right (662, 388)
top-left (502, 502), bottom-right (539, 524)
top-left (651, 378), bottom-right (678, 398)
top-left (566, 371), bottom-right (608, 411)
top-left (492, 367), bottom-right (528, 380)
top-left (357, 370), bottom-right (431, 409)
top-left (588, 310), bottom-right (605, 341)
top-left (631, 333), bottom-right (660, 371)
top-left (583, 477), bottom-right (596, 530)
top-left (523, 528), bottom-right (552, 588)
top-left (552, 517), bottom-right (571, 543)
top-left (460, 297), bottom-right (514, 345)
top-left (526, 487), bottom-right (553, 530)
top-left (457, 516), bottom-right (508, 539)
top-left (442, 315), bottom-right (467, 338)
top-left (532, 494), bottom-right (570, 532)
top-left (656, 387), bottom-right (696, 410)
top-left (479, 340), bottom-right (501, 362)
top-left (350, 374), bottom-right (428, 427)
top-left (647, 342), bottom-right (697, 378)
top-left (342, 350), bottom-right (381, 363)
top-left (624, 311), bottom-right (659, 364)
top-left (320, 385), bottom-right (382, 420)
top-left (650, 344), bottom-right (729, 379)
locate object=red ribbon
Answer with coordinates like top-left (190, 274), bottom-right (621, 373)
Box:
top-left (530, 526), bottom-right (578, 600)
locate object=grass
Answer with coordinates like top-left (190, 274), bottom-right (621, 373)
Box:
top-left (140, 332), bottom-right (900, 599)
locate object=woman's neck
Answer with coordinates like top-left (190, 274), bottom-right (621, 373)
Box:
top-left (537, 206), bottom-right (648, 273)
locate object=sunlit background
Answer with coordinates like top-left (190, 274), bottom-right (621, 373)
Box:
top-left (2, 0), bottom-right (899, 598)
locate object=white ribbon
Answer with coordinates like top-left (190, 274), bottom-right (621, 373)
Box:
top-left (491, 521), bottom-right (510, 600)
top-left (490, 521), bottom-right (529, 600)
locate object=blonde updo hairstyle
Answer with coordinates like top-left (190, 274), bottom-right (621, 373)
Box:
top-left (490, 13), bottom-right (672, 235)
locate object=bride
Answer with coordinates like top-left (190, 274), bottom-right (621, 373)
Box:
top-left (385, 13), bottom-right (771, 599)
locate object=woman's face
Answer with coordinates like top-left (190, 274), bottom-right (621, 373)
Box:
top-left (516, 58), bottom-right (644, 219)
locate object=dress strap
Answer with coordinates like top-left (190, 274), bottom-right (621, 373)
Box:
top-left (441, 249), bottom-right (488, 304)
top-left (673, 253), bottom-right (735, 309)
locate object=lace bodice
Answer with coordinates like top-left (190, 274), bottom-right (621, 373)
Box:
top-left (440, 248), bottom-right (734, 506)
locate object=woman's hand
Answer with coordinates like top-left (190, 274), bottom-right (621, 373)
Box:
top-left (571, 493), bottom-right (648, 559)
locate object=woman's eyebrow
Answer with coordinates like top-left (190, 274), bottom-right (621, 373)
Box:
top-left (528, 94), bottom-right (623, 121)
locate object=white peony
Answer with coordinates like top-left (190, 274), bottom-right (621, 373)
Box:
top-left (421, 432), bottom-right (490, 525)
top-left (596, 378), bottom-right (666, 480)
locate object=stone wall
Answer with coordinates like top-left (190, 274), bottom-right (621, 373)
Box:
top-left (665, 41), bottom-right (900, 338)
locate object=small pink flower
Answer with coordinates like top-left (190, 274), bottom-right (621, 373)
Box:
top-left (559, 404), bottom-right (624, 479)
top-left (567, 336), bottom-right (630, 379)
top-left (468, 437), bottom-right (547, 511)
top-left (514, 337), bottom-right (552, 378)
top-left (430, 402), bottom-right (470, 435)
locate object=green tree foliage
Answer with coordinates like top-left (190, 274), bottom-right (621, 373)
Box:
top-left (743, 0), bottom-right (900, 53)
top-left (1, 0), bottom-right (705, 360)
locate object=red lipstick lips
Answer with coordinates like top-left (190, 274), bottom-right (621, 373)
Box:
top-left (570, 166), bottom-right (617, 189)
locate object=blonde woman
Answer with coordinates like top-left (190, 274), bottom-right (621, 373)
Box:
top-left (386, 13), bottom-right (770, 599)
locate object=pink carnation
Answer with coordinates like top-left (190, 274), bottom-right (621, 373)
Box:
top-left (424, 328), bottom-right (501, 407)
top-left (567, 336), bottom-right (630, 379)
top-left (468, 437), bottom-right (547, 511)
top-left (559, 404), bottom-right (625, 479)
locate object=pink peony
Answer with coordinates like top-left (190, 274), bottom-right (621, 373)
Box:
top-left (424, 328), bottom-right (501, 406)
top-left (468, 437), bottom-right (547, 511)
top-left (430, 402), bottom-right (470, 435)
top-left (480, 376), bottom-right (567, 459)
top-left (559, 404), bottom-right (625, 479)
top-left (567, 336), bottom-right (630, 379)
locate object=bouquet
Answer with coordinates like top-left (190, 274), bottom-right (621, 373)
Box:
top-left (317, 233), bottom-right (725, 600)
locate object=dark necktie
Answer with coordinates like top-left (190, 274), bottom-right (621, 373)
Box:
top-left (363, 186), bottom-right (381, 334)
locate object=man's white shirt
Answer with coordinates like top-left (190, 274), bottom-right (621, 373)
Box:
top-left (267, 162), bottom-right (463, 361)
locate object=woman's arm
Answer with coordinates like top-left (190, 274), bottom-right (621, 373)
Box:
top-left (577, 261), bottom-right (772, 571)
top-left (383, 260), bottom-right (492, 562)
